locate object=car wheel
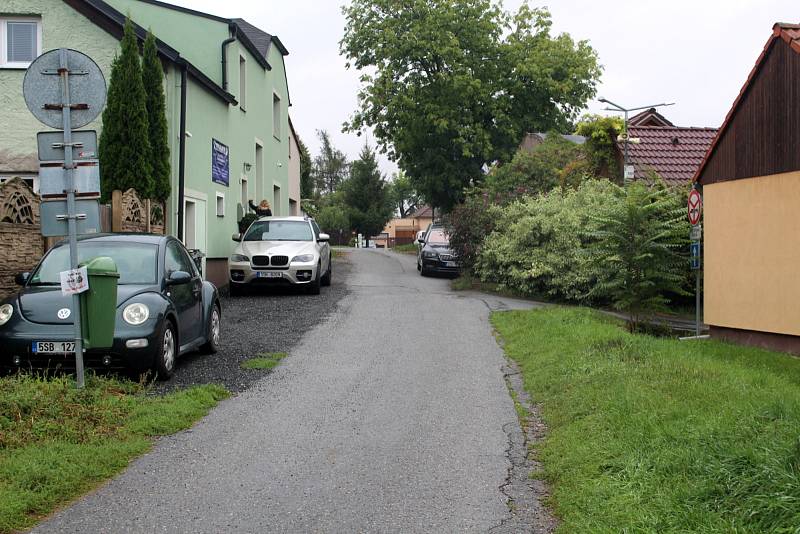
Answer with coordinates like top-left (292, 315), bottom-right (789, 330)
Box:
top-left (420, 263), bottom-right (428, 277)
top-left (307, 263), bottom-right (321, 295)
top-left (200, 304), bottom-right (221, 354)
top-left (321, 255), bottom-right (332, 286)
top-left (154, 320), bottom-right (177, 380)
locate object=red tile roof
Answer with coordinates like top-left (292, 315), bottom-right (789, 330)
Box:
top-left (619, 126), bottom-right (718, 187)
top-left (694, 22), bottom-right (800, 183)
top-left (411, 205), bottom-right (433, 218)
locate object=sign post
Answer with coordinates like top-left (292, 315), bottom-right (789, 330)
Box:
top-left (24, 49), bottom-right (106, 388)
top-left (688, 186), bottom-right (703, 338)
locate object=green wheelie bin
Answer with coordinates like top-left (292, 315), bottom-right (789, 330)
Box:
top-left (79, 256), bottom-right (120, 349)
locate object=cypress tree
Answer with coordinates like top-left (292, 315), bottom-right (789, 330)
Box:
top-left (142, 30), bottom-right (171, 202)
top-left (98, 17), bottom-right (153, 201)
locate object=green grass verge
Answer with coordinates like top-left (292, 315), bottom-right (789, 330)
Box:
top-left (392, 243), bottom-right (418, 254)
top-left (241, 352), bottom-right (287, 370)
top-left (0, 374), bottom-right (228, 532)
top-left (491, 307), bottom-right (800, 532)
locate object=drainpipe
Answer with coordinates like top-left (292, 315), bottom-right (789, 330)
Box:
top-left (177, 62), bottom-right (187, 242)
top-left (221, 24), bottom-right (236, 91)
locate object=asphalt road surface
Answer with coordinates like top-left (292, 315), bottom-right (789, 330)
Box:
top-left (33, 249), bottom-right (541, 533)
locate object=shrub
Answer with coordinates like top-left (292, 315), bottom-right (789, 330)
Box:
top-left (475, 179), bottom-right (619, 301)
top-left (446, 194), bottom-right (503, 274)
top-left (237, 213), bottom-right (257, 234)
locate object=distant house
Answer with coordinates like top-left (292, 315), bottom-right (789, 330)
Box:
top-left (377, 205), bottom-right (434, 247)
top-left (616, 109), bottom-right (717, 187)
top-left (694, 22), bottom-right (800, 354)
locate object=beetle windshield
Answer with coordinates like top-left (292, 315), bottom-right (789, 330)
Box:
top-left (244, 221), bottom-right (313, 241)
top-left (30, 242), bottom-right (159, 286)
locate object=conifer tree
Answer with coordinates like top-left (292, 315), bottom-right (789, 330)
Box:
top-left (99, 17), bottom-right (153, 200)
top-left (344, 144), bottom-right (392, 240)
top-left (142, 30), bottom-right (170, 202)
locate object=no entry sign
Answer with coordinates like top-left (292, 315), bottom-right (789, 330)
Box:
top-left (688, 189), bottom-right (702, 226)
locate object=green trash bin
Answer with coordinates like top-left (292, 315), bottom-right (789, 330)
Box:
top-left (79, 257), bottom-right (120, 350)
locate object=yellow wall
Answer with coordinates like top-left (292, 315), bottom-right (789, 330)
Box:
top-left (705, 170), bottom-right (800, 335)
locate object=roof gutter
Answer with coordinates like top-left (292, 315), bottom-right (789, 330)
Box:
top-left (221, 23), bottom-right (236, 92)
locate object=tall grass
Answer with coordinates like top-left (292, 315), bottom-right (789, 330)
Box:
top-left (492, 307), bottom-right (800, 532)
top-left (0, 374), bottom-right (228, 532)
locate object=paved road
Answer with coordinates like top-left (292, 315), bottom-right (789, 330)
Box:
top-left (33, 249), bottom-right (536, 533)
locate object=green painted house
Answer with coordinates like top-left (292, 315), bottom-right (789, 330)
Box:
top-left (0, 0), bottom-right (297, 288)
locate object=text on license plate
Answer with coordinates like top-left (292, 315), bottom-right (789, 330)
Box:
top-left (33, 341), bottom-right (75, 354)
top-left (257, 271), bottom-right (283, 278)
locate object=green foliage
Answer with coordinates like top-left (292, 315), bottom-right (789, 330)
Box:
top-left (241, 352), bottom-right (287, 370)
top-left (141, 30), bottom-right (170, 202)
top-left (576, 114), bottom-right (624, 180)
top-left (343, 144), bottom-right (393, 238)
top-left (98, 17), bottom-right (153, 201)
top-left (237, 212), bottom-right (257, 234)
top-left (485, 134), bottom-right (587, 196)
top-left (0, 374), bottom-right (228, 532)
top-left (588, 181), bottom-right (690, 329)
top-left (475, 180), bottom-right (619, 301)
top-left (340, 1), bottom-right (600, 212)
top-left (445, 194), bottom-right (501, 274)
top-left (493, 306), bottom-right (800, 532)
top-left (387, 171), bottom-right (421, 217)
top-left (315, 205), bottom-right (350, 235)
top-left (312, 130), bottom-right (350, 196)
top-left (298, 135), bottom-right (314, 200)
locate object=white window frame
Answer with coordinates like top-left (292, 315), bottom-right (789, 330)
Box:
top-left (272, 92), bottom-right (282, 140)
top-left (215, 192), bottom-right (225, 217)
top-left (0, 17), bottom-right (42, 69)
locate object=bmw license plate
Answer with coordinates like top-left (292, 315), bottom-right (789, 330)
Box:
top-left (257, 271), bottom-right (282, 278)
top-left (32, 341), bottom-right (75, 354)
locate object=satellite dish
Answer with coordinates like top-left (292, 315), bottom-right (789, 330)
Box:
top-left (22, 48), bottom-right (106, 130)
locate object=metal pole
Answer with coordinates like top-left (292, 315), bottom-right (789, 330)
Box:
top-left (59, 49), bottom-right (85, 388)
top-left (696, 265), bottom-right (701, 337)
top-left (623, 109), bottom-right (629, 184)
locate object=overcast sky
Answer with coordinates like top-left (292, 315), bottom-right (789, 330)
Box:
top-left (168, 0), bottom-right (797, 176)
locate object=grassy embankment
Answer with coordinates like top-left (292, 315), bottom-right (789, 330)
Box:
top-left (392, 243), bottom-right (418, 254)
top-left (492, 307), bottom-right (800, 532)
top-left (241, 352), bottom-right (287, 370)
top-left (0, 375), bottom-right (228, 532)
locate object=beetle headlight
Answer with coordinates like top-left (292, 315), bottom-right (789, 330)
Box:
top-left (230, 254), bottom-right (249, 263)
top-left (0, 303), bottom-right (13, 326)
top-left (123, 303), bottom-right (150, 325)
top-left (291, 254), bottom-right (315, 263)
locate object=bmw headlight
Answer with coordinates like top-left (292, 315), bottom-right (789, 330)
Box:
top-left (122, 303), bottom-right (150, 325)
top-left (291, 254), bottom-right (315, 263)
top-left (0, 303), bottom-right (13, 326)
top-left (231, 254), bottom-right (249, 263)
top-left (422, 250), bottom-right (439, 259)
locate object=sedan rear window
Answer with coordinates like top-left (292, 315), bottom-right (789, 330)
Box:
top-left (244, 221), bottom-right (313, 241)
top-left (30, 242), bottom-right (159, 286)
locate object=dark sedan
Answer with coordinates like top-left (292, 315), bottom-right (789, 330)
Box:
top-left (0, 234), bottom-right (221, 379)
top-left (417, 227), bottom-right (461, 276)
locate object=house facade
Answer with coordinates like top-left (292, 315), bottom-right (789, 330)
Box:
top-left (694, 23), bottom-right (800, 354)
top-left (0, 0), bottom-right (298, 288)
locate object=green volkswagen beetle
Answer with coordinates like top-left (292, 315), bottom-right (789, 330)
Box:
top-left (0, 234), bottom-right (221, 379)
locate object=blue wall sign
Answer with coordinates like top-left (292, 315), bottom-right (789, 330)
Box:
top-left (211, 139), bottom-right (229, 187)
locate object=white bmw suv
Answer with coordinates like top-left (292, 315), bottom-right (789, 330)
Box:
top-left (229, 216), bottom-right (331, 295)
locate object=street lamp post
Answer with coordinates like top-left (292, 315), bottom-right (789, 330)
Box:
top-left (598, 98), bottom-right (674, 183)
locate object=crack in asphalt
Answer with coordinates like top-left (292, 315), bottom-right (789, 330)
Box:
top-left (490, 360), bottom-right (558, 534)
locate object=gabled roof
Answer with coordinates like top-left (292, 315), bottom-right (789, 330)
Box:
top-left (411, 205), bottom-right (433, 218)
top-left (619, 126), bottom-right (717, 187)
top-left (67, 0), bottom-right (237, 105)
top-left (232, 18), bottom-right (289, 58)
top-left (628, 108), bottom-right (674, 127)
top-left (693, 22), bottom-right (800, 183)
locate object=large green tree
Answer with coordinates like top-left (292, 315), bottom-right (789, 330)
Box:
top-left (142, 30), bottom-right (170, 201)
top-left (312, 130), bottom-right (350, 196)
top-left (340, 1), bottom-right (600, 211)
top-left (298, 135), bottom-right (314, 200)
top-left (344, 144), bottom-right (393, 239)
top-left (98, 17), bottom-right (152, 200)
top-left (387, 171), bottom-right (421, 217)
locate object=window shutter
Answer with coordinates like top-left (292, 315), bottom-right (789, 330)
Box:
top-left (7, 22), bottom-right (37, 63)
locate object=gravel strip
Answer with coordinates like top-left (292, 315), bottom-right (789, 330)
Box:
top-left (153, 255), bottom-right (351, 395)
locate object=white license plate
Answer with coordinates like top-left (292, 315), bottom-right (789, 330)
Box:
top-left (444, 261), bottom-right (458, 267)
top-left (32, 341), bottom-right (75, 354)
top-left (257, 271), bottom-right (283, 278)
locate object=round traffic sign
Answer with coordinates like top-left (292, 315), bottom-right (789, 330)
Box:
top-left (23, 48), bottom-right (106, 130)
top-left (688, 189), bottom-right (702, 225)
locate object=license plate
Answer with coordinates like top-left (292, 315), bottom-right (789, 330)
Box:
top-left (32, 341), bottom-right (75, 354)
top-left (257, 271), bottom-right (282, 278)
top-left (444, 261), bottom-right (458, 267)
